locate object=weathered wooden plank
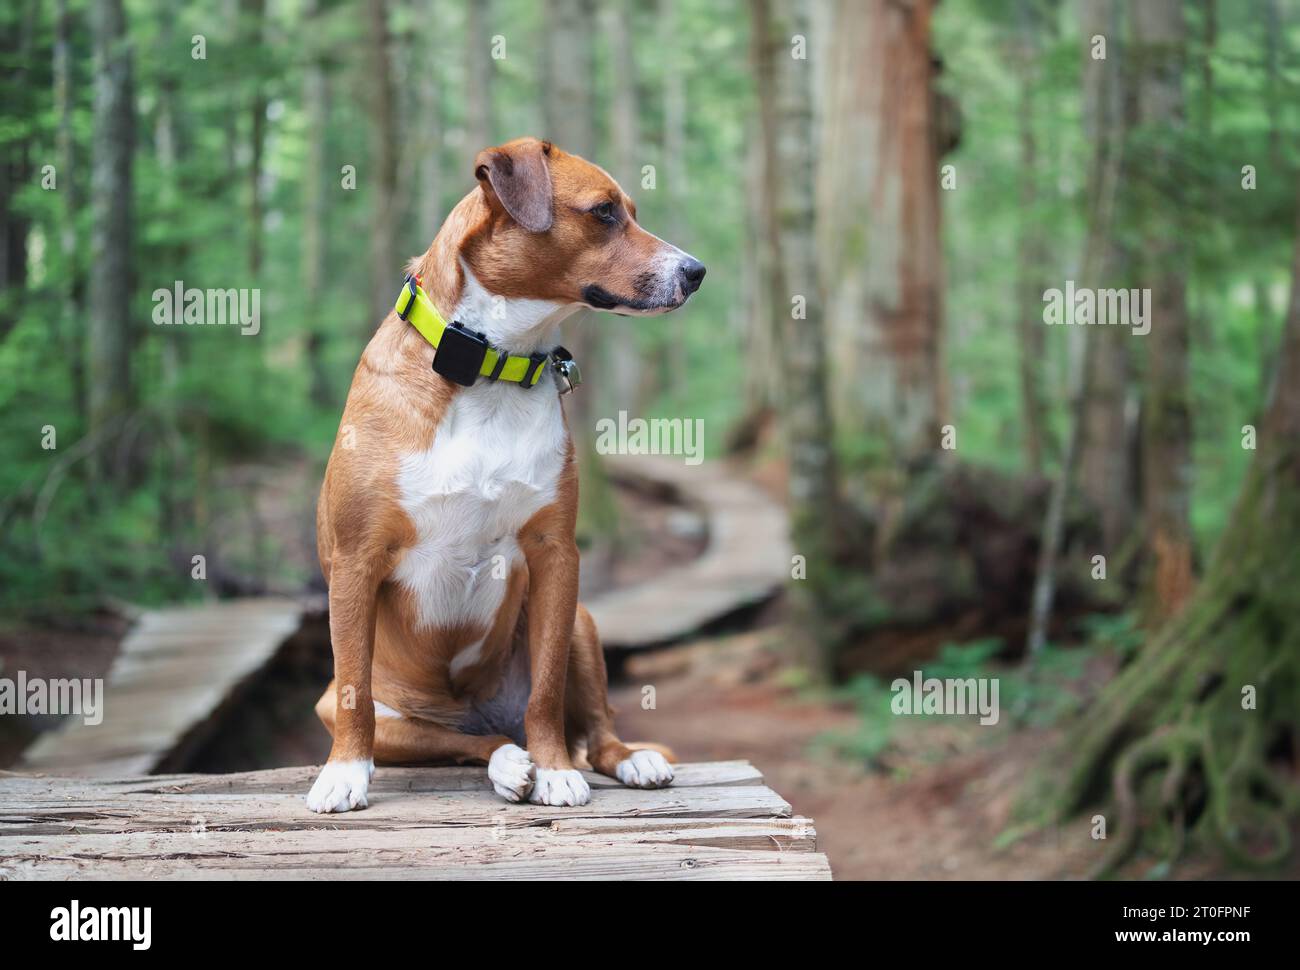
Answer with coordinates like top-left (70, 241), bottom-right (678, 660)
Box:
top-left (0, 761), bottom-right (827, 880)
top-left (0, 784), bottom-right (791, 835)
top-left (544, 816), bottom-right (817, 851)
top-left (0, 844), bottom-right (832, 881)
top-left (113, 759), bottom-right (764, 795)
top-left (0, 817), bottom-right (816, 865)
top-left (0, 761), bottom-right (762, 796)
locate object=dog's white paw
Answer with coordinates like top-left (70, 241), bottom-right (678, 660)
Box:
top-left (528, 768), bottom-right (591, 807)
top-left (615, 749), bottom-right (674, 789)
top-left (306, 759), bottom-right (374, 813)
top-left (488, 743), bottom-right (536, 803)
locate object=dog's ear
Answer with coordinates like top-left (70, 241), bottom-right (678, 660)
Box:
top-left (474, 140), bottom-right (554, 233)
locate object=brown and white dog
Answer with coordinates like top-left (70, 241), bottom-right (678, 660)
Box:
top-left (306, 137), bottom-right (705, 811)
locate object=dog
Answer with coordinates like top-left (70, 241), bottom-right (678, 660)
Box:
top-left (306, 137), bottom-right (705, 812)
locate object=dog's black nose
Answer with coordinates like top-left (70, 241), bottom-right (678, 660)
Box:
top-left (679, 257), bottom-right (706, 294)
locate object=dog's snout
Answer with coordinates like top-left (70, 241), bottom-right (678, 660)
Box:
top-left (679, 257), bottom-right (706, 294)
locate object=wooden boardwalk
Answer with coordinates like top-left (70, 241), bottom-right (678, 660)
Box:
top-left (589, 455), bottom-right (790, 649)
top-left (0, 760), bottom-right (830, 880)
top-left (19, 598), bottom-right (304, 778)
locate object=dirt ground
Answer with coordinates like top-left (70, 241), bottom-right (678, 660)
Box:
top-left (609, 630), bottom-right (1285, 881)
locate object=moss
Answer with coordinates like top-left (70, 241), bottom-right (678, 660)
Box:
top-left (1020, 450), bottom-right (1300, 874)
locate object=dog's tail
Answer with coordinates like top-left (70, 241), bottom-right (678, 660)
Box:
top-left (626, 741), bottom-right (678, 763)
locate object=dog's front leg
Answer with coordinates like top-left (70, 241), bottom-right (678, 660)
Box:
top-left (306, 557), bottom-right (379, 813)
top-left (521, 526), bottom-right (590, 807)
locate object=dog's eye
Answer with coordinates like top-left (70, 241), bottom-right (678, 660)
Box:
top-left (591, 202), bottom-right (617, 224)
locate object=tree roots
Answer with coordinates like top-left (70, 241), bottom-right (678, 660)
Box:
top-left (1025, 567), bottom-right (1300, 877)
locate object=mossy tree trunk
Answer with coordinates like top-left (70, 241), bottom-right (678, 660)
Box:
top-left (1039, 185), bottom-right (1300, 874)
top-left (87, 0), bottom-right (136, 479)
top-left (1133, 0), bottom-right (1195, 619)
top-left (1077, 0), bottom-right (1136, 556)
top-left (817, 0), bottom-right (946, 475)
top-left (752, 0), bottom-right (844, 673)
top-left (1013, 0), bottom-right (1048, 476)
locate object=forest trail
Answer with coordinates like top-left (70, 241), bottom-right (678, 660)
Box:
top-left (609, 633), bottom-right (1100, 880)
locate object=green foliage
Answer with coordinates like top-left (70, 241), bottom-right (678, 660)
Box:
top-left (933, 0), bottom-right (1298, 542)
top-left (1076, 610), bottom-right (1144, 661)
top-left (818, 636), bottom-right (1102, 769)
top-left (811, 671), bottom-right (897, 767)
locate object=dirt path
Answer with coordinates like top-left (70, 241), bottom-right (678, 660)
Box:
top-left (610, 632), bottom-right (1143, 880)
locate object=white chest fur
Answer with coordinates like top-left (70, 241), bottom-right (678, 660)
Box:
top-left (391, 379), bottom-right (567, 634)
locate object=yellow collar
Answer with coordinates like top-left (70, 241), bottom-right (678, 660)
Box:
top-left (395, 277), bottom-right (579, 391)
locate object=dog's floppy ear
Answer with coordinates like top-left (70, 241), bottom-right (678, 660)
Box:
top-left (474, 139), bottom-right (554, 233)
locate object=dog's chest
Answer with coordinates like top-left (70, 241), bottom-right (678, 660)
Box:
top-left (391, 384), bottom-right (566, 632)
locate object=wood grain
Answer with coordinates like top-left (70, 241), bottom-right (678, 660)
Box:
top-left (0, 761), bottom-right (830, 880)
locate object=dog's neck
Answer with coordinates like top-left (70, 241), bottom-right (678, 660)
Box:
top-left (450, 262), bottom-right (580, 356)
top-left (411, 190), bottom-right (579, 358)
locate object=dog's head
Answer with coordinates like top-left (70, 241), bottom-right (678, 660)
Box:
top-left (464, 137), bottom-right (705, 315)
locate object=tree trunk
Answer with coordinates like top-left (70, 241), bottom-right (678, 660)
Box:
top-left (1013, 0), bottom-right (1047, 474)
top-left (1027, 0), bottom-right (1130, 656)
top-left (463, 0), bottom-right (493, 159)
top-left (603, 0), bottom-right (645, 413)
top-left (740, 36), bottom-right (779, 431)
top-left (1035, 181), bottom-right (1300, 874)
top-left (659, 0), bottom-right (686, 230)
top-left (542, 0), bottom-right (594, 182)
top-left (87, 0), bottom-right (136, 474)
top-left (658, 0), bottom-right (690, 395)
top-left (1077, 0), bottom-right (1136, 556)
top-left (365, 0), bottom-right (399, 329)
top-left (417, 0), bottom-right (443, 240)
top-left (817, 0), bottom-right (945, 472)
top-left (1133, 0), bottom-right (1194, 618)
top-left (54, 0), bottom-right (87, 417)
top-left (752, 0), bottom-right (843, 673)
top-left (0, 0), bottom-right (35, 344)
top-left (303, 0), bottom-right (333, 407)
top-left (241, 0), bottom-right (266, 277)
top-left (740, 125), bottom-right (778, 423)
top-left (605, 0), bottom-right (638, 189)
